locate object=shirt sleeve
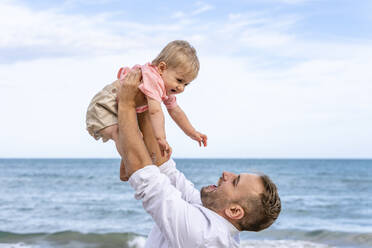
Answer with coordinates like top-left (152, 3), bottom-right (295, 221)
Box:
top-left (159, 159), bottom-right (202, 205)
top-left (163, 95), bottom-right (178, 109)
top-left (129, 166), bottom-right (205, 247)
top-left (138, 65), bottom-right (164, 102)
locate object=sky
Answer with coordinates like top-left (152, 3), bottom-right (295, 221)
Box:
top-left (0, 0), bottom-right (371, 158)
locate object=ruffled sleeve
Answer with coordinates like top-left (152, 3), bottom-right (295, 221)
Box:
top-left (138, 63), bottom-right (165, 103)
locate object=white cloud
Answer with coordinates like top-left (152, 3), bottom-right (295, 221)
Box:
top-left (253, 0), bottom-right (311, 4)
top-left (192, 2), bottom-right (214, 15)
top-left (276, 0), bottom-right (309, 4)
top-left (1, 51), bottom-right (371, 158)
top-left (62, 0), bottom-right (118, 8)
top-left (171, 11), bottom-right (186, 19)
top-left (0, 2), bottom-right (303, 63)
top-left (172, 2), bottom-right (214, 18)
top-left (0, 2), bottom-right (185, 62)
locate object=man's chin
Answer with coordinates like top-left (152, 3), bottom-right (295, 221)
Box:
top-left (200, 187), bottom-right (210, 203)
top-left (201, 188), bottom-right (218, 209)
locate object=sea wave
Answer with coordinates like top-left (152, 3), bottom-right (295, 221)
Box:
top-left (0, 231), bottom-right (144, 248)
top-left (1, 229), bottom-right (371, 248)
top-left (242, 229), bottom-right (372, 248)
top-left (241, 240), bottom-right (333, 248)
top-left (0, 240), bottom-right (332, 248)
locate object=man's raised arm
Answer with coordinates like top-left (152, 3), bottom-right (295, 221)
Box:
top-left (117, 69), bottom-right (152, 177)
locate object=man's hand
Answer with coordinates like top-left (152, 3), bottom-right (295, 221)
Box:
top-left (157, 138), bottom-right (172, 158)
top-left (117, 68), bottom-right (142, 105)
top-left (189, 131), bottom-right (208, 147)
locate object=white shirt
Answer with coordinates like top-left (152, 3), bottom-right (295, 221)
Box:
top-left (129, 159), bottom-right (240, 248)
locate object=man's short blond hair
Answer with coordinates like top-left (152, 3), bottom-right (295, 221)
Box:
top-left (238, 174), bottom-right (281, 232)
top-left (152, 40), bottom-right (200, 80)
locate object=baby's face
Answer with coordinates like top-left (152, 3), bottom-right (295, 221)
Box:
top-left (160, 67), bottom-right (193, 96)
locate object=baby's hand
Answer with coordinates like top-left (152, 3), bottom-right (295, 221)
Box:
top-left (157, 138), bottom-right (172, 158)
top-left (189, 131), bottom-right (208, 147)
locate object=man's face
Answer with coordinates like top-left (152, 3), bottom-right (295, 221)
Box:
top-left (201, 172), bottom-right (264, 211)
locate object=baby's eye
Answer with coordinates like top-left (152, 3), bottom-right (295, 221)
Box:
top-left (177, 78), bottom-right (183, 83)
top-left (184, 83), bottom-right (189, 87)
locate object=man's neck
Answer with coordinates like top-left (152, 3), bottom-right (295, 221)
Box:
top-left (218, 210), bottom-right (242, 231)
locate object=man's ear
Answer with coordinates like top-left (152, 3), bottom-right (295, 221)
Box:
top-left (157, 61), bottom-right (167, 75)
top-left (224, 204), bottom-right (244, 220)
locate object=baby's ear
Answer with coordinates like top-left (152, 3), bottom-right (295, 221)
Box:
top-left (157, 61), bottom-right (167, 74)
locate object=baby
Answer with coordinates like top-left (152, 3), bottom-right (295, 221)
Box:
top-left (86, 40), bottom-right (207, 177)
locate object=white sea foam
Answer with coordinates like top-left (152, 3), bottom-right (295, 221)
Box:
top-left (118, 237), bottom-right (334, 248)
top-left (240, 239), bottom-right (334, 248)
top-left (0, 239), bottom-right (338, 248)
top-left (0, 243), bottom-right (35, 248)
top-left (128, 236), bottom-right (147, 248)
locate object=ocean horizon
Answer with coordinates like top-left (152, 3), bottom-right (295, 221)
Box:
top-left (1, 158), bottom-right (371, 248)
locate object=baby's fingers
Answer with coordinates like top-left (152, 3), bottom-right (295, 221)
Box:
top-left (200, 135), bottom-right (207, 147)
top-left (166, 146), bottom-right (172, 159)
top-left (159, 144), bottom-right (165, 157)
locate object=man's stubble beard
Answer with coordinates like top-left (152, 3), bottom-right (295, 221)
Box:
top-left (200, 187), bottom-right (229, 212)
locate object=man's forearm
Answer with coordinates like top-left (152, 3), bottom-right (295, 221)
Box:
top-left (159, 159), bottom-right (201, 204)
top-left (118, 100), bottom-right (152, 177)
top-left (137, 111), bottom-right (169, 166)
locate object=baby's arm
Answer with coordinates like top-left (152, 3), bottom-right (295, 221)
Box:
top-left (147, 97), bottom-right (171, 156)
top-left (168, 106), bottom-right (207, 147)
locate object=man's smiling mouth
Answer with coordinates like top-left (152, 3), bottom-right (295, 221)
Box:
top-left (206, 185), bottom-right (218, 192)
top-left (205, 178), bottom-right (223, 193)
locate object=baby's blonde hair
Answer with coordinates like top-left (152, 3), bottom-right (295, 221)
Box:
top-left (152, 40), bottom-right (200, 80)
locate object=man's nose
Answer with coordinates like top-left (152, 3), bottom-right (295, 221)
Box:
top-left (222, 171), bottom-right (236, 181)
top-left (222, 171), bottom-right (230, 181)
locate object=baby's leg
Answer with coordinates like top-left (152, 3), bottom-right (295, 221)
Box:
top-left (98, 124), bottom-right (118, 142)
top-left (99, 125), bottom-right (129, 181)
top-left (106, 126), bottom-right (129, 181)
top-left (119, 159), bottom-right (128, 181)
top-left (102, 111), bottom-right (169, 182)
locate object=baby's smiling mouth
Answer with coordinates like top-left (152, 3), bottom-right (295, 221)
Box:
top-left (171, 89), bottom-right (177, 93)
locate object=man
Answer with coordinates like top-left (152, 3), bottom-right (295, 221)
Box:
top-left (117, 69), bottom-right (281, 247)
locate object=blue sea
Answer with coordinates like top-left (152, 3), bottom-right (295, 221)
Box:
top-left (0, 159), bottom-right (371, 248)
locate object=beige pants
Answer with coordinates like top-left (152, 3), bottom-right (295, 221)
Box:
top-left (86, 81), bottom-right (120, 142)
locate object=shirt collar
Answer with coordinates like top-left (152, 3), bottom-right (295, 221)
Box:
top-left (217, 212), bottom-right (240, 237)
top-left (202, 205), bottom-right (240, 236)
